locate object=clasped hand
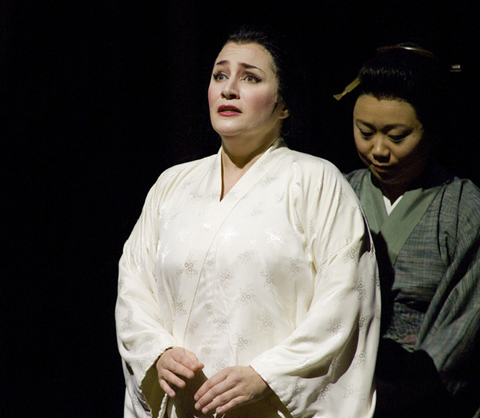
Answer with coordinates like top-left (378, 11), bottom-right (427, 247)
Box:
top-left (156, 347), bottom-right (271, 415)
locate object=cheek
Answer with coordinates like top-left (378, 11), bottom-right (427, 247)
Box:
top-left (245, 90), bottom-right (277, 112)
top-left (354, 134), bottom-right (369, 156)
top-left (395, 132), bottom-right (426, 159)
top-left (207, 85), bottom-right (218, 109)
top-left (395, 142), bottom-right (424, 164)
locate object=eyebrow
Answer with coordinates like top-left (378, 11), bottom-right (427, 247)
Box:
top-left (214, 60), bottom-right (266, 74)
top-left (355, 120), bottom-right (412, 130)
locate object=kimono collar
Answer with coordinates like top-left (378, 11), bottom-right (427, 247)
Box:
top-left (359, 166), bottom-right (446, 266)
top-left (173, 137), bottom-right (289, 344)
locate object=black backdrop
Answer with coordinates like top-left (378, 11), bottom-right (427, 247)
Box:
top-left (3, 1), bottom-right (479, 417)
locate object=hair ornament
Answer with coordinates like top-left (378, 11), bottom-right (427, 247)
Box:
top-left (333, 77), bottom-right (360, 101)
top-left (449, 63), bottom-right (461, 72)
top-left (376, 45), bottom-right (435, 58)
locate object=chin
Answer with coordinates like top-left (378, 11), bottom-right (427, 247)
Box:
top-left (212, 123), bottom-right (242, 137)
top-left (369, 169), bottom-right (395, 184)
top-left (215, 129), bottom-right (243, 139)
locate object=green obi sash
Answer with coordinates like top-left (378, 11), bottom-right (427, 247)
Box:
top-left (359, 173), bottom-right (442, 266)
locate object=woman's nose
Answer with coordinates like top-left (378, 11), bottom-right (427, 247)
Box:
top-left (371, 137), bottom-right (390, 161)
top-left (221, 79), bottom-right (239, 100)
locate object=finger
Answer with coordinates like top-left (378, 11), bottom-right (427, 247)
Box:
top-left (159, 369), bottom-right (187, 390)
top-left (172, 351), bottom-right (204, 373)
top-left (184, 349), bottom-right (200, 362)
top-left (158, 378), bottom-right (177, 398)
top-left (194, 370), bottom-right (227, 401)
top-left (161, 354), bottom-right (201, 380)
top-left (195, 377), bottom-right (233, 413)
top-left (161, 361), bottom-right (195, 380)
top-left (159, 347), bottom-right (203, 373)
top-left (199, 389), bottom-right (243, 415)
top-left (215, 395), bottom-right (245, 415)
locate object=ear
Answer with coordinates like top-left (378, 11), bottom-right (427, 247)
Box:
top-left (279, 102), bottom-right (289, 119)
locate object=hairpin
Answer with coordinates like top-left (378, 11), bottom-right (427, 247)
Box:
top-left (333, 77), bottom-right (360, 101)
top-left (376, 45), bottom-right (435, 59)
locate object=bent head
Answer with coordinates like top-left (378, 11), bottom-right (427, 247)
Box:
top-left (208, 28), bottom-right (290, 145)
top-left (353, 95), bottom-right (428, 189)
top-left (353, 44), bottom-right (448, 191)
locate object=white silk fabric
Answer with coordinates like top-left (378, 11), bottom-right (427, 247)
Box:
top-left (116, 139), bottom-right (380, 418)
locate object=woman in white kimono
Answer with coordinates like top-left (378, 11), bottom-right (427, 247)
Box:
top-left (338, 44), bottom-right (480, 417)
top-left (116, 27), bottom-right (380, 418)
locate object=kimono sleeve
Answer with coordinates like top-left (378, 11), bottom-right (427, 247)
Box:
top-left (418, 180), bottom-right (480, 400)
top-left (115, 179), bottom-right (177, 418)
top-left (250, 163), bottom-right (381, 418)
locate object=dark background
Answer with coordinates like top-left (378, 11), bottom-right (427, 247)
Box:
top-left (2, 1), bottom-right (479, 416)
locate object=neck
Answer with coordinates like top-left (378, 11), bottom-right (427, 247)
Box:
top-left (379, 160), bottom-right (430, 204)
top-left (380, 184), bottom-right (406, 204)
top-left (221, 136), bottom-right (277, 168)
top-left (220, 135), bottom-right (278, 200)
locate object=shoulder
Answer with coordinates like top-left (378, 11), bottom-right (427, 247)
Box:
top-left (344, 168), bottom-right (368, 192)
top-left (284, 149), bottom-right (346, 180)
top-left (455, 177), bottom-right (480, 202)
top-left (282, 150), bottom-right (363, 206)
top-left (145, 154), bottom-right (216, 203)
top-left (158, 154), bottom-right (215, 181)
top-left (286, 150), bottom-right (360, 195)
top-left (442, 176), bottom-right (480, 225)
top-left (344, 168), bottom-right (367, 182)
top-left (153, 154), bottom-right (215, 187)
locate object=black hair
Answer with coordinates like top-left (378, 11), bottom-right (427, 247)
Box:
top-left (358, 43), bottom-right (450, 140)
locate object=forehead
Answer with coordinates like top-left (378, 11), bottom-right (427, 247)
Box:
top-left (214, 42), bottom-right (276, 74)
top-left (354, 95), bottom-right (419, 124)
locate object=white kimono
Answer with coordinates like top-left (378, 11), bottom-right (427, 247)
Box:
top-left (116, 139), bottom-right (380, 418)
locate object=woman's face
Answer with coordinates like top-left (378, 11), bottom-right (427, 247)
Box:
top-left (353, 94), bottom-right (429, 190)
top-left (208, 42), bottom-right (288, 145)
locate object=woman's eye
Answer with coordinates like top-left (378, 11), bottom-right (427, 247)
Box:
top-left (360, 130), bottom-right (373, 139)
top-left (389, 134), bottom-right (407, 142)
top-left (213, 73), bottom-right (227, 81)
top-left (245, 74), bottom-right (261, 83)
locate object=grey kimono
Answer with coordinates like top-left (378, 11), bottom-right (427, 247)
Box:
top-left (346, 164), bottom-right (480, 417)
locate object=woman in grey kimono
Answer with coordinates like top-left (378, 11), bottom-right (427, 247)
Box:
top-left (339, 44), bottom-right (480, 417)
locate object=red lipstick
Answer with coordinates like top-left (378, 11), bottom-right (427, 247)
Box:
top-left (218, 105), bottom-right (241, 116)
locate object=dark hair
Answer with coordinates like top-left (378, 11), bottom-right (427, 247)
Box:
top-left (224, 26), bottom-right (297, 139)
top-left (358, 43), bottom-right (449, 140)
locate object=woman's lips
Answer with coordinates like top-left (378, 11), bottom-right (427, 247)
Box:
top-left (218, 105), bottom-right (241, 116)
top-left (371, 164), bottom-right (391, 173)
